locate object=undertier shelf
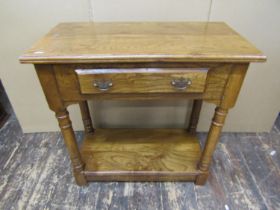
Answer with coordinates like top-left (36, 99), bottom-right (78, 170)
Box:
top-left (80, 129), bottom-right (202, 181)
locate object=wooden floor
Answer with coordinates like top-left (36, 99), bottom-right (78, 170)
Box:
top-left (0, 83), bottom-right (280, 209)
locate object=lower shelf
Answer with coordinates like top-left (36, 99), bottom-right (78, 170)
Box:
top-left (80, 129), bottom-right (202, 181)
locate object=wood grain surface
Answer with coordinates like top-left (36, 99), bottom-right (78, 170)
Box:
top-left (53, 63), bottom-right (231, 104)
top-left (80, 129), bottom-right (201, 181)
top-left (19, 22), bottom-right (266, 64)
top-left (76, 68), bottom-right (208, 94)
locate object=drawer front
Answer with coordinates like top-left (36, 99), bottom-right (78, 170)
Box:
top-left (75, 68), bottom-right (208, 94)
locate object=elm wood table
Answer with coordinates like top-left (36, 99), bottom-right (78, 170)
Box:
top-left (19, 22), bottom-right (266, 186)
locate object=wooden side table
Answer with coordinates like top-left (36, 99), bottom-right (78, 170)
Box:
top-left (20, 22), bottom-right (266, 186)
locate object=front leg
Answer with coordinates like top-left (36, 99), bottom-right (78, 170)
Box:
top-left (196, 107), bottom-right (228, 185)
top-left (56, 109), bottom-right (87, 186)
top-left (35, 64), bottom-right (87, 186)
top-left (196, 63), bottom-right (249, 185)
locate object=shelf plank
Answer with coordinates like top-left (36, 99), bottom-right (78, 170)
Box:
top-left (80, 129), bottom-right (202, 181)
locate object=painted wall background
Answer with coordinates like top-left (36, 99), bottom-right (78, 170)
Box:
top-left (0, 0), bottom-right (279, 132)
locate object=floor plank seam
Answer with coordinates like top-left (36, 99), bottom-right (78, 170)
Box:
top-left (0, 133), bottom-right (26, 201)
top-left (256, 133), bottom-right (280, 178)
top-left (238, 143), bottom-right (270, 209)
top-left (274, 126), bottom-right (280, 134)
top-left (22, 136), bottom-right (56, 210)
top-left (257, 169), bottom-right (275, 187)
top-left (3, 142), bottom-right (20, 169)
top-left (159, 182), bottom-right (164, 210)
top-left (92, 183), bottom-right (102, 209)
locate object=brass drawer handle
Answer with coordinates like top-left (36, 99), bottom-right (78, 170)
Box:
top-left (93, 79), bottom-right (113, 91)
top-left (171, 77), bottom-right (192, 90)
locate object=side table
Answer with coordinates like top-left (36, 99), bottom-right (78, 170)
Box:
top-left (20, 22), bottom-right (266, 186)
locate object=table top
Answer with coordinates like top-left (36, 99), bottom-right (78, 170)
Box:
top-left (19, 22), bottom-right (266, 64)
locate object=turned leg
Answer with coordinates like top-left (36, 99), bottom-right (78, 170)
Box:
top-left (79, 101), bottom-right (94, 134)
top-left (195, 107), bottom-right (228, 185)
top-left (188, 99), bottom-right (203, 134)
top-left (56, 109), bottom-right (87, 186)
top-left (194, 64), bottom-right (249, 185)
top-left (35, 65), bottom-right (89, 186)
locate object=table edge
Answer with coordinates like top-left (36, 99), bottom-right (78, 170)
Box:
top-left (19, 54), bottom-right (267, 64)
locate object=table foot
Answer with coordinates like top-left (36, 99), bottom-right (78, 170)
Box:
top-left (195, 172), bottom-right (209, 185)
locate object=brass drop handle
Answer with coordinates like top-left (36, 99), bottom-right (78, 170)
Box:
top-left (93, 79), bottom-right (113, 91)
top-left (171, 77), bottom-right (192, 90)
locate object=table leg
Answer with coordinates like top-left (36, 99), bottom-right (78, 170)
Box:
top-left (56, 109), bottom-right (87, 186)
top-left (195, 107), bottom-right (228, 185)
top-left (36, 65), bottom-right (87, 186)
top-left (79, 101), bottom-right (94, 134)
top-left (188, 99), bottom-right (203, 134)
top-left (195, 63), bottom-right (248, 185)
